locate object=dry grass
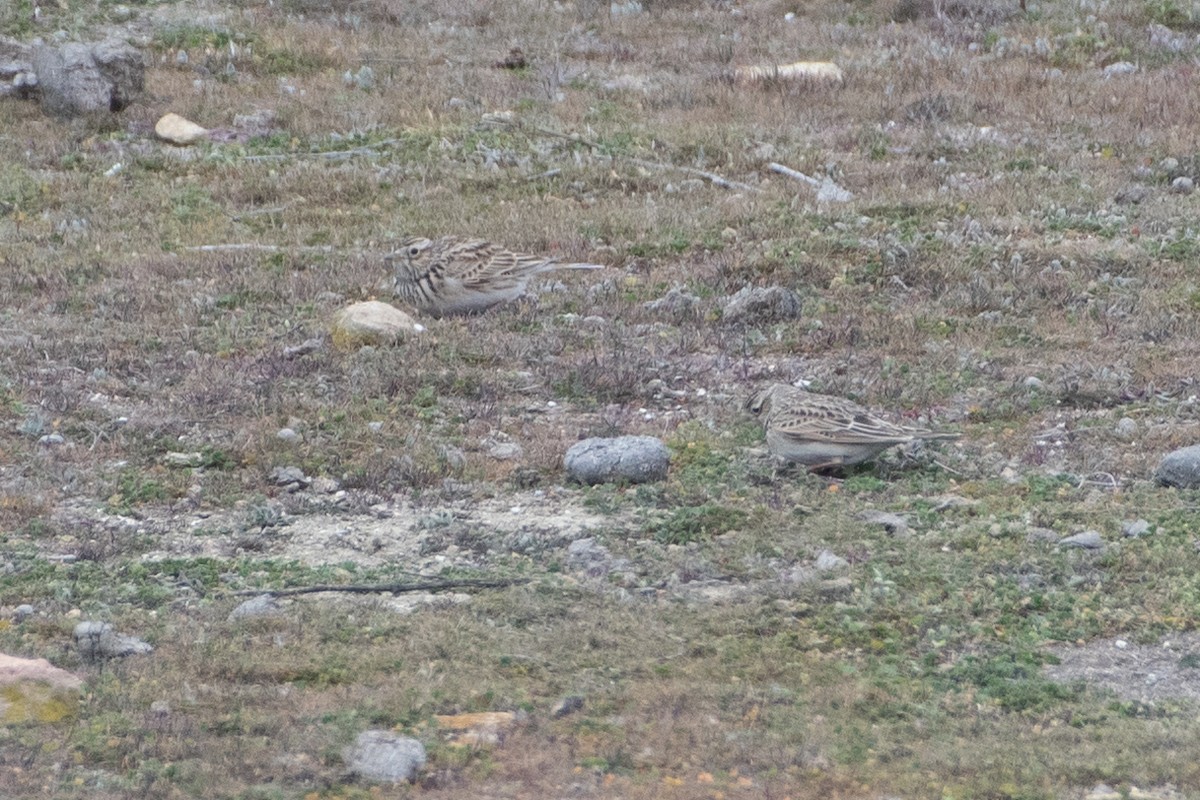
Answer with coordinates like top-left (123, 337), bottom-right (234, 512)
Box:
top-left (5, 0), bottom-right (1200, 796)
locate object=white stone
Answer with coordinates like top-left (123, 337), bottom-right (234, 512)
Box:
top-left (154, 112), bottom-right (209, 145)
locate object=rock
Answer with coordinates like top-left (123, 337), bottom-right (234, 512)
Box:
top-left (31, 38), bottom-right (144, 116)
top-left (610, 0), bottom-right (644, 15)
top-left (857, 510), bottom-right (909, 537)
top-left (1122, 519), bottom-right (1152, 538)
top-left (282, 338), bottom-right (322, 358)
top-left (0, 652), bottom-right (83, 723)
top-left (818, 576), bottom-right (854, 599)
top-left (72, 621), bottom-right (153, 661)
top-left (1114, 417), bottom-right (1137, 438)
top-left (0, 38), bottom-right (37, 99)
top-left (486, 441), bottom-right (522, 461)
top-left (643, 286), bottom-right (701, 318)
top-left (154, 112), bottom-right (209, 144)
top-left (1155, 445), bottom-right (1200, 488)
top-left (1170, 176), bottom-right (1195, 194)
top-left (1113, 184), bottom-right (1149, 205)
top-left (310, 476), bottom-right (341, 494)
top-left (721, 285), bottom-right (802, 325)
top-left (232, 108), bottom-right (277, 140)
top-left (163, 451), bottom-right (204, 468)
top-left (552, 695), bottom-right (585, 718)
top-left (1059, 530), bottom-right (1104, 550)
top-left (14, 604), bottom-right (34, 622)
top-left (269, 465), bottom-right (309, 490)
top-left (37, 433), bottom-right (64, 446)
top-left (564, 436), bottom-right (670, 485)
top-left (1102, 61), bottom-right (1137, 78)
top-left (1025, 526), bottom-right (1058, 543)
top-left (1147, 23), bottom-right (1192, 52)
top-left (351, 65), bottom-right (375, 90)
top-left (342, 730), bottom-right (426, 783)
top-left (228, 594), bottom-right (283, 620)
top-left (814, 549), bottom-right (849, 571)
top-left (276, 427), bottom-right (303, 444)
top-left (566, 537), bottom-right (617, 576)
top-left (331, 301), bottom-right (423, 349)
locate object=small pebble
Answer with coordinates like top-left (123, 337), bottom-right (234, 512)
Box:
top-left (1121, 518), bottom-right (1152, 538)
top-left (276, 427), bottom-right (303, 443)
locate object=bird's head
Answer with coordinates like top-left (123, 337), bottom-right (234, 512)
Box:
top-left (386, 237), bottom-right (434, 273)
top-left (744, 386), bottom-right (778, 417)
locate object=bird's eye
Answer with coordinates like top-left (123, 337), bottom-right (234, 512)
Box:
top-left (408, 246), bottom-right (421, 257)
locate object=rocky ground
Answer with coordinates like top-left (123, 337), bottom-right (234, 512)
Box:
top-left (5, 0), bottom-right (1200, 797)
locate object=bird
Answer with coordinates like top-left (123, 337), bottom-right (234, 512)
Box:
top-left (745, 383), bottom-right (960, 471)
top-left (386, 235), bottom-right (604, 317)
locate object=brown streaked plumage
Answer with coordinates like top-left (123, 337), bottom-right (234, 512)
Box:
top-left (387, 236), bottom-right (604, 317)
top-left (745, 383), bottom-right (960, 471)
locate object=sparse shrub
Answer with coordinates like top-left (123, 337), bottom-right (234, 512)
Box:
top-left (941, 650), bottom-right (1081, 711)
top-left (647, 503), bottom-right (747, 544)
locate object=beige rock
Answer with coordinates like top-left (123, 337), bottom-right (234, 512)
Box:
top-left (331, 301), bottom-right (424, 349)
top-left (0, 653), bottom-right (84, 724)
top-left (154, 112), bottom-right (209, 145)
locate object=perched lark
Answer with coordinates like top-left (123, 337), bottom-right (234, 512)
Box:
top-left (386, 236), bottom-right (604, 317)
top-left (745, 383), bottom-right (960, 471)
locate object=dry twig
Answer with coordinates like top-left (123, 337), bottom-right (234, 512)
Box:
top-left (232, 576), bottom-right (529, 597)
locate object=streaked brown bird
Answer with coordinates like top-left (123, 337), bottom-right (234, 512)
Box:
top-left (386, 236), bottom-right (604, 317)
top-left (745, 383), bottom-right (960, 471)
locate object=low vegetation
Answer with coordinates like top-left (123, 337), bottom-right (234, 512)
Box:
top-left (3, 0), bottom-right (1200, 797)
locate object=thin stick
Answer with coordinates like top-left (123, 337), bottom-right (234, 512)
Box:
top-left (768, 162), bottom-right (853, 201)
top-left (768, 161), bottom-right (822, 187)
top-left (231, 576), bottom-right (529, 597)
top-left (185, 244), bottom-right (334, 253)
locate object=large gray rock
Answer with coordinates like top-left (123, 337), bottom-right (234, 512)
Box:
top-left (1156, 445), bottom-right (1200, 488)
top-left (343, 730), bottom-right (426, 783)
top-left (564, 436), bottom-right (669, 485)
top-left (721, 285), bottom-right (802, 325)
top-left (73, 621), bottom-right (153, 661)
top-left (31, 38), bottom-right (144, 116)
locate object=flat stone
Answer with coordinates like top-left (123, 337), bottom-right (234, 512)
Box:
top-left (342, 730), bottom-right (426, 782)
